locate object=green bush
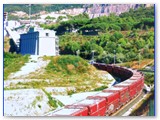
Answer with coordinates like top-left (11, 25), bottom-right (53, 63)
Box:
top-left (4, 52), bottom-right (30, 80)
top-left (46, 55), bottom-right (90, 75)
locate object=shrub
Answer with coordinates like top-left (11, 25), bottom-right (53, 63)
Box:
top-left (46, 55), bottom-right (90, 75)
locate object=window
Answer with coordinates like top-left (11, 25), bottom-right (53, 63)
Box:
top-left (46, 33), bottom-right (49, 36)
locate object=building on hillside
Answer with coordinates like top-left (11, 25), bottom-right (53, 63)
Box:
top-left (5, 20), bottom-right (21, 29)
top-left (4, 12), bottom-right (8, 22)
top-left (20, 27), bottom-right (59, 56)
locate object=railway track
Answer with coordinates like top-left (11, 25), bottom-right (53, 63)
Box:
top-left (111, 90), bottom-right (145, 116)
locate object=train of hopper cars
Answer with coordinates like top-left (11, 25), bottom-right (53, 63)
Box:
top-left (45, 63), bottom-right (144, 116)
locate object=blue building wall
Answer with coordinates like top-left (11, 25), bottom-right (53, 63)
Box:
top-left (20, 32), bottom-right (39, 55)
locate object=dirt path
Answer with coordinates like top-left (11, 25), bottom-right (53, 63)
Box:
top-left (8, 55), bottom-right (50, 79)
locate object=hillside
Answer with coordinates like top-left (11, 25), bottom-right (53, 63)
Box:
top-left (41, 6), bottom-right (154, 64)
top-left (4, 4), bottom-right (153, 15)
top-left (18, 55), bottom-right (114, 93)
top-left (4, 4), bottom-right (83, 14)
top-left (79, 4), bottom-right (152, 18)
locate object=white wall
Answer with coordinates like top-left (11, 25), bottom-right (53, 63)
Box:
top-left (39, 37), bottom-right (56, 56)
top-left (6, 20), bottom-right (21, 29)
top-left (38, 30), bottom-right (56, 56)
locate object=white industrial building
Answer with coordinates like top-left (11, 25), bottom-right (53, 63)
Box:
top-left (20, 27), bottom-right (59, 56)
top-left (5, 20), bottom-right (21, 29)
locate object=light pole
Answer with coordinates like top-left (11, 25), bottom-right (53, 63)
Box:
top-left (138, 52), bottom-right (140, 69)
top-left (114, 50), bottom-right (116, 64)
top-left (92, 50), bottom-right (95, 61)
top-left (76, 50), bottom-right (80, 56)
top-left (138, 49), bottom-right (142, 69)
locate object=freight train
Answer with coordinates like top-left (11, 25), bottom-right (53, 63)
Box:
top-left (46, 63), bottom-right (144, 116)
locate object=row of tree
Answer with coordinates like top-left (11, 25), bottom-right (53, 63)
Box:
top-left (41, 6), bottom-right (154, 35)
top-left (59, 29), bottom-right (154, 64)
top-left (56, 6), bottom-right (154, 64)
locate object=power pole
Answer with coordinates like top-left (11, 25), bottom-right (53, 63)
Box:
top-left (92, 50), bottom-right (95, 61)
top-left (138, 52), bottom-right (140, 69)
top-left (29, 4), bottom-right (31, 24)
top-left (114, 50), bottom-right (116, 64)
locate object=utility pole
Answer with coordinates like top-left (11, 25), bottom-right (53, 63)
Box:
top-left (29, 4), bottom-right (31, 24)
top-left (138, 52), bottom-right (140, 69)
top-left (92, 50), bottom-right (95, 61)
top-left (114, 50), bottom-right (116, 64)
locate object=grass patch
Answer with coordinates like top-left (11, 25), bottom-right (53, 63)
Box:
top-left (67, 89), bottom-right (76, 96)
top-left (31, 99), bottom-right (37, 108)
top-left (46, 55), bottom-right (91, 75)
top-left (12, 55), bottom-right (112, 93)
top-left (118, 59), bottom-right (154, 69)
top-left (42, 89), bottom-right (64, 109)
top-left (93, 85), bottom-right (108, 91)
top-left (31, 95), bottom-right (43, 108)
top-left (4, 52), bottom-right (30, 80)
top-left (20, 71), bottom-right (111, 93)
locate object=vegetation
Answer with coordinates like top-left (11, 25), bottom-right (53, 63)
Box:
top-left (57, 30), bottom-right (154, 64)
top-left (119, 59), bottom-right (154, 86)
top-left (130, 92), bottom-right (154, 116)
top-left (4, 4), bottom-right (83, 14)
top-left (93, 85), bottom-right (108, 91)
top-left (4, 37), bottom-right (10, 52)
top-left (41, 6), bottom-right (154, 34)
top-left (42, 89), bottom-right (64, 109)
top-left (4, 52), bottom-right (30, 80)
top-left (118, 59), bottom-right (154, 69)
top-left (8, 14), bottom-right (20, 20)
top-left (8, 55), bottom-right (113, 93)
top-left (4, 6), bottom-right (154, 91)
top-left (46, 55), bottom-right (91, 75)
top-left (144, 73), bottom-right (154, 85)
top-left (40, 6), bottom-right (154, 65)
top-left (45, 16), bottom-right (56, 20)
top-left (31, 95), bottom-right (43, 108)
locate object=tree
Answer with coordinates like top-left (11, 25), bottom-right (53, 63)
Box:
top-left (109, 24), bottom-right (121, 31)
top-left (69, 41), bottom-right (81, 54)
top-left (45, 16), bottom-right (56, 20)
top-left (118, 38), bottom-right (127, 47)
top-left (8, 14), bottom-right (19, 20)
top-left (113, 32), bottom-right (123, 40)
top-left (116, 53), bottom-right (125, 63)
top-left (119, 23), bottom-right (132, 31)
top-left (104, 42), bottom-right (117, 53)
top-left (56, 16), bottom-right (66, 23)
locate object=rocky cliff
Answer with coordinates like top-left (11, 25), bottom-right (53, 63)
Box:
top-left (83, 4), bottom-right (153, 18)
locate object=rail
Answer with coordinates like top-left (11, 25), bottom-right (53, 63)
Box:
top-left (45, 63), bottom-right (144, 116)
